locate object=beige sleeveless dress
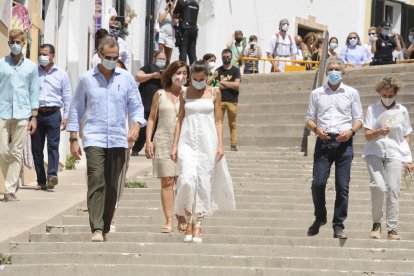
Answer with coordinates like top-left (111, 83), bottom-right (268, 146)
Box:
top-left (153, 89), bottom-right (179, 178)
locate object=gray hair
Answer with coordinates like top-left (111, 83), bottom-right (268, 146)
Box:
top-left (325, 56), bottom-right (345, 72)
top-left (98, 36), bottom-right (119, 53)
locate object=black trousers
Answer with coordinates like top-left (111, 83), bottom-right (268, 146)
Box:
top-left (132, 111), bottom-right (150, 153)
top-left (178, 27), bottom-right (198, 65)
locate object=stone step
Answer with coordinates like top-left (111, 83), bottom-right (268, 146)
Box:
top-left (8, 252), bottom-right (414, 273)
top-left (28, 232), bottom-right (414, 250)
top-left (0, 264), bottom-right (401, 276)
top-left (11, 242), bottom-right (414, 261)
top-left (59, 216), bottom-right (414, 231)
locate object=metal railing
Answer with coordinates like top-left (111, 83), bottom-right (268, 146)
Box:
top-left (240, 57), bottom-right (320, 74)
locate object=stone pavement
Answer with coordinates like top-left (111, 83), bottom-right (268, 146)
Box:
top-left (0, 154), bottom-right (152, 252)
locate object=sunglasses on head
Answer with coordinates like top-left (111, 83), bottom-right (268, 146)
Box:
top-left (101, 54), bottom-right (119, 61)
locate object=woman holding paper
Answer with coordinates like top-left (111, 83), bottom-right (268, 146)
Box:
top-left (362, 77), bottom-right (414, 240)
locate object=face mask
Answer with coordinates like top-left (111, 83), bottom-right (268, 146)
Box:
top-left (110, 28), bottom-right (120, 38)
top-left (381, 97), bottom-right (395, 106)
top-left (327, 71), bottom-right (342, 85)
top-left (10, 43), bottom-right (22, 55)
top-left (281, 24), bottom-right (289, 32)
top-left (409, 35), bottom-right (413, 43)
top-left (208, 61), bottom-right (215, 70)
top-left (369, 34), bottom-right (376, 41)
top-left (39, 55), bottom-right (51, 66)
top-left (381, 30), bottom-right (389, 37)
top-left (222, 57), bottom-right (231, 65)
top-left (172, 74), bottom-right (187, 86)
top-left (192, 79), bottom-right (207, 90)
top-left (349, 39), bottom-right (358, 46)
top-left (101, 58), bottom-right (117, 70)
top-left (155, 59), bottom-right (166, 68)
top-left (329, 43), bottom-right (338, 50)
top-left (250, 41), bottom-right (257, 46)
top-left (235, 37), bottom-right (242, 43)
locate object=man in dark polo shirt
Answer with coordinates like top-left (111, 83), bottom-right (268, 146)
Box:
top-left (371, 21), bottom-right (401, 66)
top-left (215, 48), bottom-right (241, 151)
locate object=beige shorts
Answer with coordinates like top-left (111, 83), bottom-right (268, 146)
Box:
top-left (159, 32), bottom-right (175, 48)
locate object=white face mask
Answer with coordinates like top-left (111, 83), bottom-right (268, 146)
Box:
top-left (208, 61), bottom-right (215, 71)
top-left (381, 97), bottom-right (395, 106)
top-left (281, 24), bottom-right (289, 32)
top-left (10, 43), bottom-right (23, 55)
top-left (101, 58), bottom-right (117, 70)
top-left (192, 79), bottom-right (207, 90)
top-left (172, 74), bottom-right (187, 86)
top-left (39, 55), bottom-right (51, 67)
top-left (349, 38), bottom-right (358, 46)
top-left (409, 35), bottom-right (413, 43)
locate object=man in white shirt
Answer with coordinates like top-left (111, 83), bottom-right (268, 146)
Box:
top-left (266, 19), bottom-right (297, 72)
top-left (305, 56), bottom-right (363, 239)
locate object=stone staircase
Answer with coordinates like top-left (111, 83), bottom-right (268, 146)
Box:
top-left (2, 64), bottom-right (414, 275)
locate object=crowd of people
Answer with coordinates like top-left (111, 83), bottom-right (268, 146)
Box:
top-left (1, 1), bottom-right (414, 244)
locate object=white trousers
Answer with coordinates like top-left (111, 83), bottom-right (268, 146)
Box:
top-left (365, 155), bottom-right (402, 231)
top-left (0, 119), bottom-right (28, 194)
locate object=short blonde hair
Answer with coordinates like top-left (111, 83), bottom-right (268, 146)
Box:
top-left (9, 29), bottom-right (25, 41)
top-left (375, 77), bottom-right (402, 94)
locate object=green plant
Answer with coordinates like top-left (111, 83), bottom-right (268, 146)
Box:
top-left (0, 253), bottom-right (12, 265)
top-left (65, 155), bottom-right (76, 170)
top-left (125, 180), bottom-right (147, 188)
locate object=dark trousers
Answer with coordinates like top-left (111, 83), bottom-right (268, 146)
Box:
top-left (311, 138), bottom-right (353, 230)
top-left (84, 147), bottom-right (126, 233)
top-left (178, 27), bottom-right (198, 65)
top-left (31, 110), bottom-right (61, 185)
top-left (132, 111), bottom-right (150, 153)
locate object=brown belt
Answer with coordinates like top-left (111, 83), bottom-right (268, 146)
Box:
top-left (38, 106), bottom-right (60, 113)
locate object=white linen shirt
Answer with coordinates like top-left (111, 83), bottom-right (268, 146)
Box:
top-left (266, 33), bottom-right (297, 57)
top-left (362, 101), bottom-right (412, 163)
top-left (305, 83), bottom-right (363, 134)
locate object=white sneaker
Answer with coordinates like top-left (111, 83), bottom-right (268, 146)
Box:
top-left (110, 224), bottom-right (116, 232)
top-left (91, 230), bottom-right (103, 242)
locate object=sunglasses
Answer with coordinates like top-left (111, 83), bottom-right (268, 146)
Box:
top-left (349, 37), bottom-right (358, 40)
top-left (101, 54), bottom-right (119, 61)
top-left (368, 33), bottom-right (376, 35)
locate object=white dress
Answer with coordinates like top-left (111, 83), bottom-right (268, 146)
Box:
top-left (173, 88), bottom-right (236, 219)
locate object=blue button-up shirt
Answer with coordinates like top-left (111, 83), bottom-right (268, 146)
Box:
top-left (67, 66), bottom-right (146, 149)
top-left (39, 65), bottom-right (72, 119)
top-left (0, 55), bottom-right (39, 119)
top-left (340, 45), bottom-right (370, 67)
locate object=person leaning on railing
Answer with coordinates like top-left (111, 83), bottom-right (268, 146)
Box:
top-left (406, 27), bottom-right (414, 60)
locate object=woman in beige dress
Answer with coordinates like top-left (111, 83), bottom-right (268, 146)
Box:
top-left (145, 60), bottom-right (189, 233)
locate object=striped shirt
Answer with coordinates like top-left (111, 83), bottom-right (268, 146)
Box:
top-left (305, 83), bottom-right (363, 134)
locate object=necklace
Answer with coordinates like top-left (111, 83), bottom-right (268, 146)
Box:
top-left (167, 91), bottom-right (179, 118)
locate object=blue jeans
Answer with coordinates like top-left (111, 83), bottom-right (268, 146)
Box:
top-left (31, 110), bottom-right (61, 185)
top-left (311, 137), bottom-right (353, 230)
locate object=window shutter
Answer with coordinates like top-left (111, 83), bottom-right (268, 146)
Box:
top-left (371, 0), bottom-right (385, 27)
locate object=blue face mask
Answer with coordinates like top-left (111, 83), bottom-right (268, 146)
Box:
top-left (10, 43), bottom-right (22, 55)
top-left (155, 59), bottom-right (166, 68)
top-left (327, 71), bottom-right (342, 85)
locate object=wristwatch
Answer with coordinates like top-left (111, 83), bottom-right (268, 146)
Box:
top-left (69, 137), bottom-right (78, 143)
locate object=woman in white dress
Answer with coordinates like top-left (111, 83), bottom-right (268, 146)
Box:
top-left (362, 77), bottom-right (414, 240)
top-left (171, 60), bottom-right (236, 243)
top-left (158, 0), bottom-right (176, 66)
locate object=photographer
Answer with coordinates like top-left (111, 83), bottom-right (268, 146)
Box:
top-left (173, 0), bottom-right (199, 64)
top-left (131, 51), bottom-right (166, 156)
top-left (371, 21), bottom-right (401, 66)
top-left (243, 35), bottom-right (262, 74)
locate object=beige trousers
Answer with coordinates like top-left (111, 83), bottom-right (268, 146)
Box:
top-left (0, 119), bottom-right (28, 194)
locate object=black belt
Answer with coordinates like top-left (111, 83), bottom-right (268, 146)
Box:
top-left (38, 106), bottom-right (60, 113)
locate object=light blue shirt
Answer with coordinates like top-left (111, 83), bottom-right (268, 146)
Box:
top-left (67, 66), bottom-right (146, 149)
top-left (340, 45), bottom-right (370, 67)
top-left (0, 55), bottom-right (39, 119)
top-left (39, 64), bottom-right (72, 119)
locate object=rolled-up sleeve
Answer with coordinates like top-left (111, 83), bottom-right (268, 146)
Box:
top-left (127, 75), bottom-right (146, 127)
top-left (305, 91), bottom-right (317, 122)
top-left (351, 90), bottom-right (363, 124)
top-left (61, 72), bottom-right (72, 119)
top-left (29, 68), bottom-right (39, 110)
top-left (66, 78), bottom-right (86, 132)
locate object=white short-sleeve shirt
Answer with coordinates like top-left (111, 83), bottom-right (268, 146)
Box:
top-left (266, 33), bottom-right (297, 57)
top-left (362, 101), bottom-right (412, 163)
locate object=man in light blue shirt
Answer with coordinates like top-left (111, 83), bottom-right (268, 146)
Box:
top-left (0, 29), bottom-right (39, 202)
top-left (32, 44), bottom-right (72, 191)
top-left (67, 36), bottom-right (146, 242)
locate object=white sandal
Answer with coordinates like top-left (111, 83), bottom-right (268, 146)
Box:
top-left (192, 216), bottom-right (203, 243)
top-left (183, 216), bottom-right (193, 242)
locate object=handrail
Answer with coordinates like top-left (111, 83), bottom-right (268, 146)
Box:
top-left (240, 56), bottom-right (319, 64)
top-left (396, 59), bottom-right (414, 63)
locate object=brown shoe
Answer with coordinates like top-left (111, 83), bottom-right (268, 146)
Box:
top-left (370, 223), bottom-right (381, 239)
top-left (387, 230), bottom-right (401, 240)
top-left (47, 176), bottom-right (58, 189)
